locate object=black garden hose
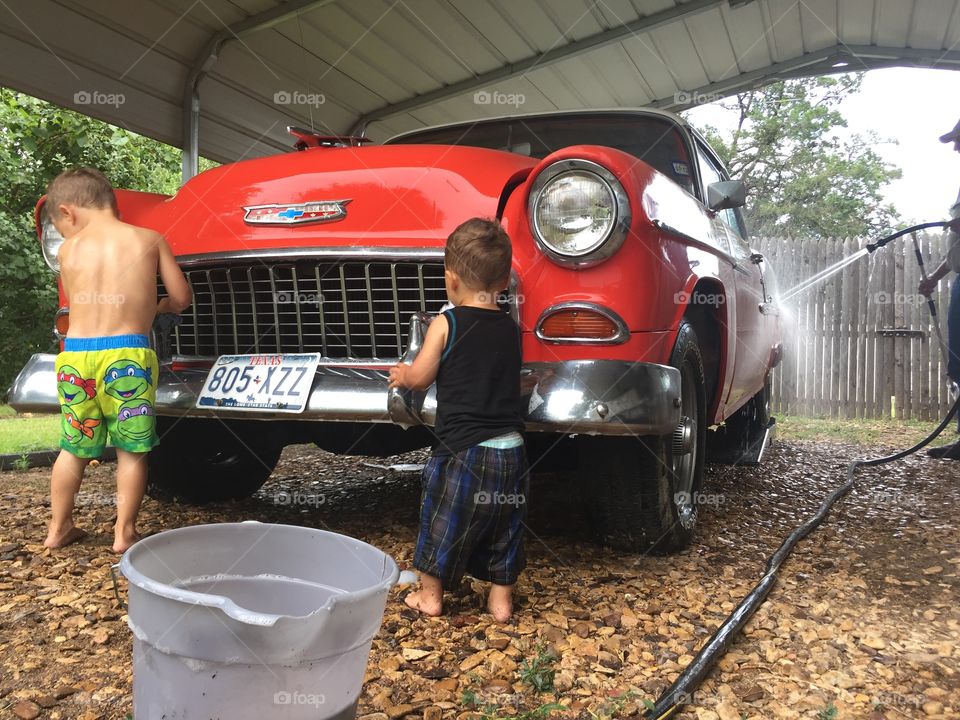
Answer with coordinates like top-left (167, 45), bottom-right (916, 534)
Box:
top-left (644, 220), bottom-right (957, 719)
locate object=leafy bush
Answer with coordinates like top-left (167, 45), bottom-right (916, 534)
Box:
top-left (0, 88), bottom-right (203, 390)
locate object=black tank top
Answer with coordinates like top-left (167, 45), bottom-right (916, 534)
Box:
top-left (432, 306), bottom-right (523, 455)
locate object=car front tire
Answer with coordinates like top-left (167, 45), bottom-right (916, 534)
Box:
top-left (579, 321), bottom-right (706, 553)
top-left (147, 417), bottom-right (283, 503)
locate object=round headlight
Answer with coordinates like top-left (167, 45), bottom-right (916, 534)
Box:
top-left (41, 218), bottom-right (65, 273)
top-left (529, 159), bottom-right (630, 268)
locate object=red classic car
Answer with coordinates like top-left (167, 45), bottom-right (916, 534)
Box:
top-left (10, 109), bottom-right (780, 553)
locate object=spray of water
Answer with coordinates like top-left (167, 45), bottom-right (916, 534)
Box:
top-left (778, 247), bottom-right (871, 303)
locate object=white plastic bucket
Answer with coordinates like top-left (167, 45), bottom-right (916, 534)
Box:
top-left (119, 522), bottom-right (399, 719)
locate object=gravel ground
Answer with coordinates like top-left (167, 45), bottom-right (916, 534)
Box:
top-left (0, 437), bottom-right (957, 720)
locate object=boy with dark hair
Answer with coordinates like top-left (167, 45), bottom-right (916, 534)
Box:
top-left (389, 217), bottom-right (526, 622)
top-left (43, 167), bottom-right (192, 552)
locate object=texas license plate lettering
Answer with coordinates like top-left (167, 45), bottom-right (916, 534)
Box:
top-left (197, 354), bottom-right (320, 413)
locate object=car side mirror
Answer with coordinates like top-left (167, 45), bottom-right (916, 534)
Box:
top-left (707, 180), bottom-right (746, 211)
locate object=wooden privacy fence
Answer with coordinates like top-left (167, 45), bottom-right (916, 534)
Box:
top-left (757, 232), bottom-right (955, 421)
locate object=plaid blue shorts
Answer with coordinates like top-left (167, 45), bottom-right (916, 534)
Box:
top-left (414, 444), bottom-right (528, 587)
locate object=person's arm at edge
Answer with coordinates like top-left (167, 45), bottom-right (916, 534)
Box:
top-left (920, 256), bottom-right (953, 296)
top-left (388, 314), bottom-right (448, 391)
top-left (156, 234), bottom-right (192, 314)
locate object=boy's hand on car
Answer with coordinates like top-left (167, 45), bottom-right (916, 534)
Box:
top-left (388, 363), bottom-right (409, 389)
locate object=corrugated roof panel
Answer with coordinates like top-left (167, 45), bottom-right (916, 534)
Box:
top-left (184, 0), bottom-right (266, 34)
top-left (574, 45), bottom-right (642, 106)
top-left (451, 75), bottom-right (554, 118)
top-left (685, 7), bottom-right (740, 82)
top-left (221, 0), bottom-right (278, 15)
top-left (79, 0), bottom-right (210, 59)
top-left (525, 65), bottom-right (593, 108)
top-left (196, 114), bottom-right (282, 163)
top-left (766, 0), bottom-right (805, 63)
top-left (494, 0), bottom-right (582, 53)
top-left (4, 0), bottom-right (185, 103)
top-left (542, 54), bottom-right (622, 106)
top-left (291, 7), bottom-right (416, 106)
top-left (4, 0), bottom-right (960, 166)
top-left (636, 0), bottom-right (680, 16)
top-left (908, 0), bottom-right (957, 48)
top-left (723, 2), bottom-right (775, 73)
top-left (447, 0), bottom-right (535, 64)
top-left (0, 30), bottom-right (179, 143)
top-left (327, 1), bottom-right (451, 94)
top-left (227, 30), bottom-right (381, 115)
top-left (838, 0), bottom-right (877, 45)
top-left (406, 101), bottom-right (459, 128)
top-left (647, 21), bottom-right (711, 90)
top-left (593, 0), bottom-right (644, 30)
top-left (295, 4), bottom-right (426, 101)
top-left (399, 0), bottom-right (505, 73)
top-left (620, 33), bottom-right (684, 99)
top-left (210, 41), bottom-right (362, 133)
top-left (257, 29), bottom-right (389, 113)
top-left (607, 43), bottom-right (657, 103)
top-left (338, 0), bottom-right (472, 88)
top-left (944, 2), bottom-right (960, 48)
top-left (799, 0), bottom-right (841, 52)
top-left (874, 0), bottom-right (913, 46)
top-left (533, 0), bottom-right (608, 43)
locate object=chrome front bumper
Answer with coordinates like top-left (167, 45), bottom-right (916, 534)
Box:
top-left (9, 352), bottom-right (680, 436)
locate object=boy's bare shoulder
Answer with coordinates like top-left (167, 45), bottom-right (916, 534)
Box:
top-left (58, 234), bottom-right (78, 264)
top-left (119, 220), bottom-right (164, 249)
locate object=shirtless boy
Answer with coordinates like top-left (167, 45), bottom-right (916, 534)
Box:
top-left (42, 167), bottom-right (191, 553)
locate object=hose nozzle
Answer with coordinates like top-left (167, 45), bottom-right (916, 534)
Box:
top-left (866, 221), bottom-right (950, 253)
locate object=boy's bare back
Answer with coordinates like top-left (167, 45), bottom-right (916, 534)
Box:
top-left (59, 218), bottom-right (181, 337)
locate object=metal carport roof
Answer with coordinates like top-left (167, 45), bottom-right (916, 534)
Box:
top-left (2, 0), bottom-right (959, 178)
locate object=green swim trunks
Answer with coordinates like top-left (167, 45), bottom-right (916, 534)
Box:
top-left (55, 334), bottom-right (160, 458)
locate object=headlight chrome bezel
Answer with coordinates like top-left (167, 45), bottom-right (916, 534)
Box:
top-left (39, 206), bottom-right (65, 274)
top-left (528, 159), bottom-right (631, 269)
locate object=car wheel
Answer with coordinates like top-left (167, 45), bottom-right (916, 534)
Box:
top-left (147, 418), bottom-right (283, 503)
top-left (706, 376), bottom-right (771, 465)
top-left (579, 321), bottom-right (706, 553)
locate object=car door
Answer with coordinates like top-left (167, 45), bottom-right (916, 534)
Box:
top-left (694, 141), bottom-right (768, 415)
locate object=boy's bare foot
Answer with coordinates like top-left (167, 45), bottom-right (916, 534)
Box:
top-left (404, 573), bottom-right (443, 616)
top-left (487, 584), bottom-right (513, 622)
top-left (44, 525), bottom-right (88, 549)
top-left (113, 527), bottom-right (141, 554)
top-left (404, 588), bottom-right (443, 616)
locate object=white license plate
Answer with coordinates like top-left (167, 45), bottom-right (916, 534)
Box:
top-left (196, 354), bottom-right (320, 413)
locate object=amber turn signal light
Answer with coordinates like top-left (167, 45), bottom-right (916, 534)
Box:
top-left (538, 309), bottom-right (618, 340)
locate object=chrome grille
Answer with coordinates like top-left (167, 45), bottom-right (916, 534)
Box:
top-left (164, 261), bottom-right (448, 360)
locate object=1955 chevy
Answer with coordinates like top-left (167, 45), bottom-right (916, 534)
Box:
top-left (10, 109), bottom-right (781, 553)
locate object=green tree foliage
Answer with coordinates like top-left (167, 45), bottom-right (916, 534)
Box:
top-left (0, 88), bottom-right (199, 391)
top-left (694, 75), bottom-right (901, 239)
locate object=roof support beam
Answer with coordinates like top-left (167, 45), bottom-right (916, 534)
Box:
top-left (353, 0), bottom-right (726, 132)
top-left (181, 0), bottom-right (335, 181)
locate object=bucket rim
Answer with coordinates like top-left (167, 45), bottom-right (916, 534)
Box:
top-left (118, 522), bottom-right (400, 626)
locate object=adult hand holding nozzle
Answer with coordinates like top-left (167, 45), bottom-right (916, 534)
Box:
top-left (919, 218), bottom-right (960, 295)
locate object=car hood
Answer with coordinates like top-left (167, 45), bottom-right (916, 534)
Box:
top-left (137, 145), bottom-right (537, 257)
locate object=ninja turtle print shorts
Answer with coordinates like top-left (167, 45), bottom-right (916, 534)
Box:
top-left (55, 334), bottom-right (160, 458)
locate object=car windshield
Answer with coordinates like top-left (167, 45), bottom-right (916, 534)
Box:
top-left (387, 113), bottom-right (695, 194)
